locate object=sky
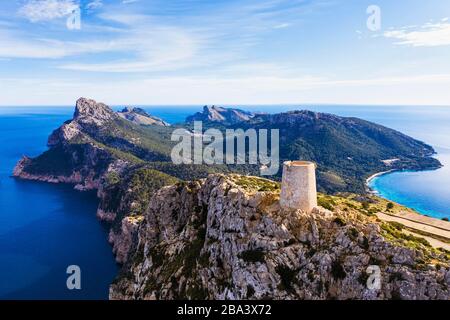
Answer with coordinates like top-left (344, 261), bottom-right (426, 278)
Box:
top-left (1, 0), bottom-right (450, 106)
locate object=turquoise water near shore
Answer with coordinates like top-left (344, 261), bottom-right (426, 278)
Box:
top-left (368, 149), bottom-right (450, 220)
top-left (0, 104), bottom-right (449, 299)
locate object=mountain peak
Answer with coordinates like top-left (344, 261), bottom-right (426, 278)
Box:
top-left (74, 98), bottom-right (116, 125)
top-left (121, 107), bottom-right (149, 117)
top-left (187, 105), bottom-right (257, 124)
top-left (118, 107), bottom-right (169, 126)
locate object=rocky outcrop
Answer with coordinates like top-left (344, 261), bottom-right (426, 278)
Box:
top-left (186, 105), bottom-right (260, 124)
top-left (109, 216), bottom-right (143, 264)
top-left (110, 174), bottom-right (450, 300)
top-left (13, 142), bottom-right (114, 191)
top-left (12, 98), bottom-right (179, 266)
top-left (48, 98), bottom-right (117, 147)
top-left (12, 97), bottom-right (168, 190)
top-left (118, 107), bottom-right (169, 126)
top-left (74, 97), bottom-right (117, 126)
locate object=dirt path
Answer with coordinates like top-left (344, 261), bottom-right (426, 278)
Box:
top-left (376, 212), bottom-right (450, 250)
top-left (403, 230), bottom-right (450, 251)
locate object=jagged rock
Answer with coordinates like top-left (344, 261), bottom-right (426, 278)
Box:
top-left (109, 216), bottom-right (143, 264)
top-left (186, 105), bottom-right (260, 124)
top-left (118, 107), bottom-right (169, 126)
top-left (48, 121), bottom-right (81, 147)
top-left (109, 174), bottom-right (450, 300)
top-left (97, 209), bottom-right (117, 223)
top-left (74, 97), bottom-right (117, 125)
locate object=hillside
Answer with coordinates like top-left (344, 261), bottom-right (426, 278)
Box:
top-left (186, 105), bottom-right (259, 124)
top-left (14, 98), bottom-right (440, 194)
top-left (110, 174), bottom-right (450, 300)
top-left (118, 107), bottom-right (169, 126)
top-left (242, 110), bottom-right (440, 193)
top-left (11, 98), bottom-right (449, 300)
top-left (12, 98), bottom-right (443, 266)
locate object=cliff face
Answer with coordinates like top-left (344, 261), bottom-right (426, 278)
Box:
top-left (13, 98), bottom-right (178, 263)
top-left (14, 98), bottom-right (119, 190)
top-left (110, 175), bottom-right (450, 300)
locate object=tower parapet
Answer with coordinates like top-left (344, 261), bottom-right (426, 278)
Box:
top-left (280, 161), bottom-right (318, 212)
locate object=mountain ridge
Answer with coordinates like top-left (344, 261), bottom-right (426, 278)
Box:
top-left (186, 105), bottom-right (262, 124)
top-left (118, 107), bottom-right (169, 126)
top-left (12, 98), bottom-right (445, 279)
top-left (14, 99), bottom-right (441, 194)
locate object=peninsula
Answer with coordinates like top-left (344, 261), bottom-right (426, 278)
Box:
top-left (13, 98), bottom-right (449, 300)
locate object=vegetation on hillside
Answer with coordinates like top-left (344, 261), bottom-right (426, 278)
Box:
top-left (21, 105), bottom-right (441, 198)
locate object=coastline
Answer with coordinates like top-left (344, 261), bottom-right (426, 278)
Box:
top-left (365, 169), bottom-right (397, 194)
top-left (365, 157), bottom-right (444, 194)
top-left (366, 169), bottom-right (396, 185)
top-left (366, 167), bottom-right (450, 249)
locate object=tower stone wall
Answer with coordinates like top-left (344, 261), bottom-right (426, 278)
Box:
top-left (280, 161), bottom-right (318, 212)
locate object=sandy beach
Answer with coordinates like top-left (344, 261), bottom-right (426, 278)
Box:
top-left (365, 170), bottom-right (397, 194)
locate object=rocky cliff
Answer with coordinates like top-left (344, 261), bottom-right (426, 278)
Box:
top-left (118, 107), bottom-right (169, 126)
top-left (110, 174), bottom-right (450, 300)
top-left (12, 98), bottom-right (448, 299)
top-left (186, 105), bottom-right (259, 124)
top-left (13, 98), bottom-right (179, 262)
top-left (14, 98), bottom-right (121, 190)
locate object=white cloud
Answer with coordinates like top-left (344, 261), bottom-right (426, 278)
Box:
top-left (86, 0), bottom-right (103, 10)
top-left (384, 21), bottom-right (450, 47)
top-left (0, 11), bottom-right (210, 71)
top-left (273, 23), bottom-right (290, 29)
top-left (0, 28), bottom-right (123, 59)
top-left (58, 15), bottom-right (207, 72)
top-left (18, 0), bottom-right (79, 22)
top-left (2, 73), bottom-right (450, 106)
top-left (58, 0), bottom-right (316, 73)
top-left (5, 0), bottom-right (326, 74)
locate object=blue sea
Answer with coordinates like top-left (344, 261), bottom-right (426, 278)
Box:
top-left (0, 104), bottom-right (449, 299)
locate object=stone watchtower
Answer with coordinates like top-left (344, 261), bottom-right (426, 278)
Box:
top-left (280, 161), bottom-right (318, 213)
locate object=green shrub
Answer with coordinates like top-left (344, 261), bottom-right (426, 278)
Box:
top-left (331, 260), bottom-right (346, 280)
top-left (361, 201), bottom-right (370, 210)
top-left (318, 196), bottom-right (336, 211)
top-left (386, 202), bottom-right (395, 210)
top-left (239, 249), bottom-right (266, 263)
top-left (333, 217), bottom-right (346, 227)
top-left (276, 265), bottom-right (297, 291)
